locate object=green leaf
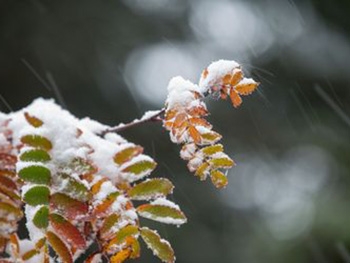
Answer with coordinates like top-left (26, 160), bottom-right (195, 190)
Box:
top-left (24, 186), bottom-right (50, 206)
top-left (56, 173), bottom-right (91, 202)
top-left (114, 146), bottom-right (143, 165)
top-left (24, 112), bottom-right (43, 128)
top-left (18, 166), bottom-right (51, 185)
top-left (20, 149), bottom-right (51, 162)
top-left (140, 227), bottom-right (174, 263)
top-left (128, 178), bottom-right (174, 200)
top-left (122, 160), bottom-right (156, 176)
top-left (137, 204), bottom-right (187, 225)
top-left (49, 213), bottom-right (86, 249)
top-left (50, 193), bottom-right (88, 220)
top-left (33, 206), bottom-right (49, 229)
top-left (47, 231), bottom-right (72, 263)
top-left (20, 135), bottom-right (52, 151)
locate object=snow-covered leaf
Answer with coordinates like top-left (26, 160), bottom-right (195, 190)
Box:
top-left (140, 227), bottom-right (174, 263)
top-left (122, 160), bottom-right (156, 176)
top-left (128, 178), bottom-right (174, 200)
top-left (20, 135), bottom-right (52, 151)
top-left (210, 170), bottom-right (228, 189)
top-left (114, 146), bottom-right (143, 165)
top-left (20, 149), bottom-right (51, 162)
top-left (137, 204), bottom-right (186, 225)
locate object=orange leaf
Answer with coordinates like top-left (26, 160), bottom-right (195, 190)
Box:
top-left (189, 117), bottom-right (212, 128)
top-left (188, 126), bottom-right (201, 144)
top-left (229, 89), bottom-right (242, 108)
top-left (173, 113), bottom-right (187, 128)
top-left (93, 192), bottom-right (119, 216)
top-left (47, 231), bottom-right (72, 263)
top-left (49, 214), bottom-right (86, 250)
top-left (111, 249), bottom-right (131, 263)
top-left (235, 80), bottom-right (258, 95)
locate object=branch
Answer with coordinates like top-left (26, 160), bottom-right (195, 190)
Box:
top-left (99, 108), bottom-right (165, 136)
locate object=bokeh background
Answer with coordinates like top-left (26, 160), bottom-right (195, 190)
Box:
top-left (1, 0), bottom-right (350, 262)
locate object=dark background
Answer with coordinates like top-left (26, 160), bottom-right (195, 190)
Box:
top-left (1, 0), bottom-right (350, 262)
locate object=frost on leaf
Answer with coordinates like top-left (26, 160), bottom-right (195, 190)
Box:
top-left (163, 59), bottom-right (257, 188)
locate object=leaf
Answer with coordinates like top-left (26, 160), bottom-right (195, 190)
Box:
top-left (94, 192), bottom-right (120, 216)
top-left (235, 79), bottom-right (258, 95)
top-left (33, 206), bottom-right (49, 229)
top-left (85, 253), bottom-right (103, 263)
top-left (210, 170), bottom-right (228, 189)
top-left (20, 149), bottom-right (51, 162)
top-left (56, 173), bottom-right (91, 202)
top-left (100, 214), bottom-right (120, 239)
top-left (24, 112), bottom-right (43, 127)
top-left (49, 213), bottom-right (86, 249)
top-left (140, 227), bottom-right (174, 263)
top-left (47, 231), bottom-right (72, 263)
top-left (137, 204), bottom-right (186, 225)
top-left (229, 89), bottom-right (242, 108)
top-left (128, 178), bottom-right (174, 200)
top-left (18, 165), bottom-right (51, 185)
top-left (50, 193), bottom-right (88, 220)
top-left (201, 131), bottom-right (222, 144)
top-left (20, 135), bottom-right (52, 151)
top-left (106, 225), bottom-right (139, 251)
top-left (188, 126), bottom-right (201, 144)
top-left (122, 160), bottom-right (156, 176)
top-left (209, 157), bottom-right (234, 169)
top-left (201, 144), bottom-right (223, 156)
top-left (0, 174), bottom-right (17, 190)
top-left (110, 249), bottom-right (131, 263)
top-left (188, 117), bottom-right (212, 128)
top-left (22, 249), bottom-right (39, 260)
top-left (195, 162), bottom-right (209, 180)
top-left (0, 202), bottom-right (23, 221)
top-left (24, 186), bottom-right (50, 206)
top-left (114, 146), bottom-right (143, 165)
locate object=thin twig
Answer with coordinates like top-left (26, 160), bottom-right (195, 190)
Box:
top-left (99, 108), bottom-right (166, 136)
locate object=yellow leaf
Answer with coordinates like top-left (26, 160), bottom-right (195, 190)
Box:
top-left (209, 157), bottom-right (234, 169)
top-left (24, 112), bottom-right (43, 128)
top-left (210, 170), bottom-right (228, 189)
top-left (195, 162), bottom-right (209, 180)
top-left (201, 144), bottom-right (223, 156)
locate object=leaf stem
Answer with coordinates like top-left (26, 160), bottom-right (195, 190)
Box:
top-left (99, 108), bottom-right (165, 136)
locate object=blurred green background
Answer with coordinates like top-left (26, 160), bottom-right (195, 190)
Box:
top-left (1, 0), bottom-right (350, 262)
